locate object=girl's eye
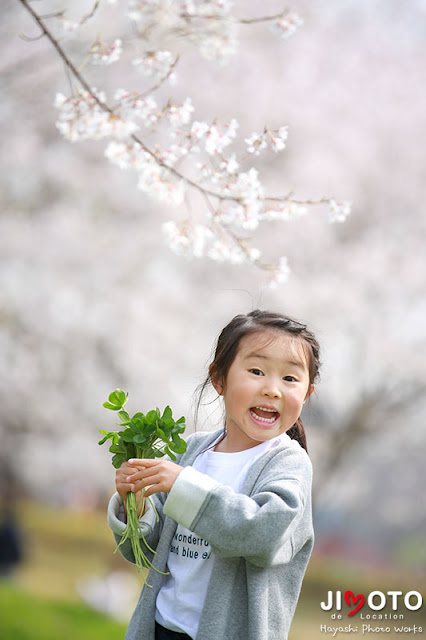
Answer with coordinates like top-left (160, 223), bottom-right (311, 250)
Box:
top-left (284, 375), bottom-right (296, 382)
top-left (249, 368), bottom-right (264, 376)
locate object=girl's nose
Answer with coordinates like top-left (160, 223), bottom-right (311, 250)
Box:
top-left (262, 380), bottom-right (282, 398)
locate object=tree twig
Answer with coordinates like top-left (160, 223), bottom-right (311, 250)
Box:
top-left (138, 54), bottom-right (180, 99)
top-left (19, 31), bottom-right (46, 42)
top-left (17, 0), bottom-right (109, 110)
top-left (80, 0), bottom-right (100, 26)
top-left (239, 10), bottom-right (289, 25)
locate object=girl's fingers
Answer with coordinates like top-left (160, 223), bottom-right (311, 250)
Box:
top-left (129, 473), bottom-right (161, 493)
top-left (116, 459), bottom-right (183, 497)
top-left (143, 483), bottom-right (161, 499)
top-left (128, 458), bottom-right (168, 469)
top-left (125, 467), bottom-right (158, 483)
top-left (116, 462), bottom-right (141, 498)
top-left (117, 462), bottom-right (137, 476)
top-left (125, 461), bottom-right (161, 481)
top-left (116, 464), bottom-right (138, 481)
top-left (129, 460), bottom-right (184, 495)
top-left (127, 458), bottom-right (177, 473)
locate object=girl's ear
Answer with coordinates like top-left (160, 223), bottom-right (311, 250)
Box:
top-left (304, 384), bottom-right (315, 402)
top-left (212, 380), bottom-right (224, 396)
top-left (209, 365), bottom-right (224, 396)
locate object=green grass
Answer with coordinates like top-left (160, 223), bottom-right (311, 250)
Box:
top-left (11, 499), bottom-right (144, 602)
top-left (0, 582), bottom-right (126, 640)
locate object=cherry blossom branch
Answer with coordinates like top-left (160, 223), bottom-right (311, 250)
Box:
top-left (38, 12), bottom-right (65, 21)
top-left (18, 0), bottom-right (104, 103)
top-left (80, 0), bottom-right (101, 27)
top-left (17, 0), bottom-right (351, 285)
top-left (239, 9), bottom-right (290, 25)
top-left (138, 54), bottom-right (181, 100)
top-left (19, 31), bottom-right (46, 42)
top-left (178, 6), bottom-right (291, 27)
top-left (18, 1), bottom-right (257, 206)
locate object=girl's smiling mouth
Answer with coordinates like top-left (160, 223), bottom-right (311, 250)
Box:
top-left (249, 406), bottom-right (280, 425)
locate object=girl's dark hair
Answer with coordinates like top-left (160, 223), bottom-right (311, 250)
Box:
top-left (196, 310), bottom-right (321, 452)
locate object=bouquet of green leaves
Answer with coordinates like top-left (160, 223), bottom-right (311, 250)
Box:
top-left (99, 388), bottom-right (187, 579)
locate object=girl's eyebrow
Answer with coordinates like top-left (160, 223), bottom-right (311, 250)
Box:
top-left (244, 353), bottom-right (305, 370)
top-left (244, 352), bottom-right (268, 360)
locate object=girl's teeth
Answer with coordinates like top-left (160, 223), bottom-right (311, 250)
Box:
top-left (250, 409), bottom-right (277, 423)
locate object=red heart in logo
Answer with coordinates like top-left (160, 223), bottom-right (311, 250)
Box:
top-left (344, 590), bottom-right (365, 616)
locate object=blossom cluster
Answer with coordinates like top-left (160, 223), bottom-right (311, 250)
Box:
top-left (328, 199), bottom-right (352, 223)
top-left (183, 0), bottom-right (235, 16)
top-left (132, 51), bottom-right (177, 84)
top-left (245, 126), bottom-right (289, 155)
top-left (54, 91), bottom-right (139, 141)
top-left (268, 257), bottom-right (291, 288)
top-left (127, 0), bottom-right (238, 63)
top-left (190, 118), bottom-right (239, 154)
top-left (260, 202), bottom-right (307, 222)
top-left (46, 0), bottom-right (351, 287)
top-left (162, 219), bottom-right (260, 265)
top-left (89, 38), bottom-right (123, 66)
top-left (104, 140), bottom-right (186, 205)
top-left (270, 12), bottom-right (303, 39)
top-left (187, 14), bottom-right (238, 62)
top-left (112, 90), bottom-right (158, 126)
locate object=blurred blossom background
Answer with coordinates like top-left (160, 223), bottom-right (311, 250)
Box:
top-left (1, 0), bottom-right (425, 637)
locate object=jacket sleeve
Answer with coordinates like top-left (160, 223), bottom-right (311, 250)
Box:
top-left (163, 448), bottom-right (313, 569)
top-left (107, 492), bottom-right (166, 564)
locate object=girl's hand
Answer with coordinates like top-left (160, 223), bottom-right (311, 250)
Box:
top-left (115, 462), bottom-right (145, 517)
top-left (116, 461), bottom-right (139, 502)
top-left (125, 458), bottom-right (184, 499)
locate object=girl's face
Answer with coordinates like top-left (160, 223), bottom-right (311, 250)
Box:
top-left (213, 331), bottom-right (314, 452)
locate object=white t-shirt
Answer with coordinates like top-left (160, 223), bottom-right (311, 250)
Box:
top-left (155, 434), bottom-right (288, 639)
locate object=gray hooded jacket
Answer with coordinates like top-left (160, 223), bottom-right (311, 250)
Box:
top-left (107, 429), bottom-right (314, 640)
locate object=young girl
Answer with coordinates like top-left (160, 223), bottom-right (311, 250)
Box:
top-left (108, 310), bottom-right (320, 640)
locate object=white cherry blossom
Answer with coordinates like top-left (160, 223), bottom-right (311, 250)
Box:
top-left (54, 90), bottom-right (139, 141)
top-left (246, 126), bottom-right (289, 154)
top-left (267, 256), bottom-right (291, 288)
top-left (245, 132), bottom-right (268, 155)
top-left (191, 121), bottom-right (210, 139)
top-left (219, 154), bottom-right (239, 175)
top-left (191, 16), bottom-right (239, 62)
top-left (162, 220), bottom-right (214, 258)
top-left (89, 39), bottom-right (122, 66)
top-left (207, 238), bottom-right (247, 264)
top-left (269, 126), bottom-right (288, 151)
top-left (271, 12), bottom-right (303, 39)
top-left (138, 165), bottom-right (186, 205)
top-left (328, 199), bottom-right (352, 223)
top-left (200, 119), bottom-right (239, 155)
top-left (113, 91), bottom-right (158, 126)
top-left (261, 202), bottom-right (307, 221)
top-left (164, 98), bottom-right (194, 127)
top-left (132, 51), bottom-right (176, 79)
top-left (105, 141), bottom-right (151, 171)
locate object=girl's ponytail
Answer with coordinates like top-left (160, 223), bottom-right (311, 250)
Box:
top-left (287, 417), bottom-right (308, 452)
